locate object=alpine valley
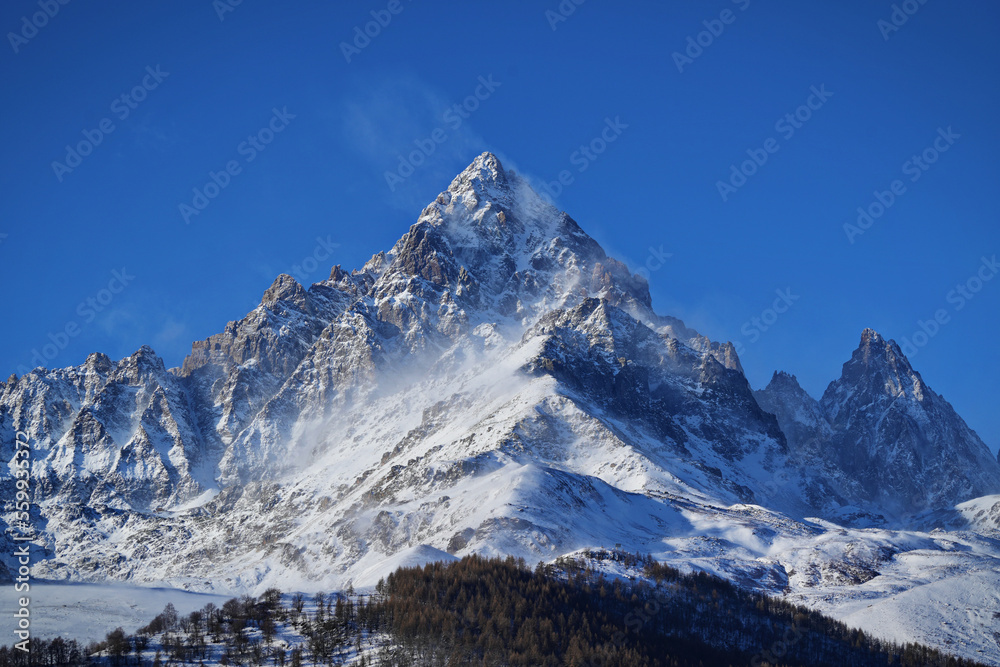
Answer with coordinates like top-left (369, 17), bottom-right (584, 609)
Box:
top-left (3, 154), bottom-right (1000, 663)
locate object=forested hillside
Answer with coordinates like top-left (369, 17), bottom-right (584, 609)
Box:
top-left (0, 552), bottom-right (987, 666)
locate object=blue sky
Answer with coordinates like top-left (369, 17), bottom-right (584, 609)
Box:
top-left (1, 1), bottom-right (998, 454)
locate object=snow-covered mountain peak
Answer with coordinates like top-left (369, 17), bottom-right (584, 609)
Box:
top-left (114, 345), bottom-right (168, 383)
top-left (353, 152), bottom-right (662, 350)
top-left (85, 351), bottom-right (114, 374)
top-left (763, 370), bottom-right (808, 395)
top-left (859, 326), bottom-right (883, 345)
top-left (824, 328), bottom-right (924, 417)
top-left (435, 152), bottom-right (563, 249)
top-left (856, 327), bottom-right (909, 371)
top-left (754, 369), bottom-right (832, 464)
top-left (812, 328), bottom-right (1000, 512)
top-left (447, 151), bottom-right (509, 195)
top-left (261, 273), bottom-right (309, 310)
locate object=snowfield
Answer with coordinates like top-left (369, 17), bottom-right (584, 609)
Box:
top-left (0, 583), bottom-right (232, 645)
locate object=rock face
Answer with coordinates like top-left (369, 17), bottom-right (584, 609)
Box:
top-left (821, 329), bottom-right (1000, 513)
top-left (754, 371), bottom-right (832, 457)
top-left (1, 152), bottom-right (999, 601)
top-left (0, 347), bottom-right (214, 514)
top-left (754, 329), bottom-right (1000, 515)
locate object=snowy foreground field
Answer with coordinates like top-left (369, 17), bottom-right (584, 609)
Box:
top-left (4, 532), bottom-right (1000, 666)
top-left (6, 551), bottom-right (995, 667)
top-left (0, 583), bottom-right (232, 645)
top-left (0, 546), bottom-right (452, 647)
top-left (573, 537), bottom-right (1000, 666)
top-left (788, 555), bottom-right (1000, 665)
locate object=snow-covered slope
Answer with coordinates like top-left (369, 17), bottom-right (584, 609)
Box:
top-left (2, 153), bottom-right (999, 663)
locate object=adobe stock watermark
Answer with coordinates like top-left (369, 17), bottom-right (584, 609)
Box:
top-left (7, 0), bottom-right (72, 54)
top-left (340, 0), bottom-right (413, 63)
top-left (877, 0), bottom-right (930, 41)
top-left (537, 116), bottom-right (629, 204)
top-left (572, 574), bottom-right (671, 667)
top-left (843, 126), bottom-right (959, 243)
top-left (51, 65), bottom-right (170, 182)
top-left (179, 107), bottom-right (295, 224)
top-left (545, 0), bottom-right (586, 31)
top-left (11, 429), bottom-right (33, 654)
top-left (634, 246), bottom-right (673, 283)
top-left (750, 623), bottom-right (806, 667)
top-left (733, 288), bottom-right (799, 356)
top-left (384, 75), bottom-right (501, 192)
top-left (672, 0), bottom-right (751, 73)
top-left (899, 254), bottom-right (997, 359)
top-left (213, 0), bottom-right (244, 21)
top-left (14, 268), bottom-right (135, 376)
top-left (0, 233), bottom-right (8, 246)
top-left (717, 85), bottom-right (833, 202)
top-left (286, 236), bottom-right (341, 285)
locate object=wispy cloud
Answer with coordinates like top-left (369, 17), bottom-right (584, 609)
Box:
top-left (151, 316), bottom-right (190, 350)
top-left (128, 114), bottom-right (181, 151)
top-left (339, 73), bottom-right (493, 211)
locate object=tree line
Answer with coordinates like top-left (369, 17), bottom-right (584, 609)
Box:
top-left (0, 550), bottom-right (989, 666)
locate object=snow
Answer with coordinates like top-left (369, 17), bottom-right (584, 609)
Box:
top-left (348, 545), bottom-right (458, 589)
top-left (0, 582), bottom-right (232, 644)
top-left (171, 488), bottom-right (220, 512)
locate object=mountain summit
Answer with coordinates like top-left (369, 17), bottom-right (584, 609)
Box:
top-left (821, 328), bottom-right (1000, 512)
top-left (755, 327), bottom-right (1000, 515)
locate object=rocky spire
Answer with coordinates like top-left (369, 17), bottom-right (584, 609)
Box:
top-left (818, 328), bottom-right (1000, 512)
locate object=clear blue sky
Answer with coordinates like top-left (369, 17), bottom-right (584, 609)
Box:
top-left (1, 1), bottom-right (998, 455)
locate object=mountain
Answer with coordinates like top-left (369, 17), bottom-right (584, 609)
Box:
top-left (754, 371), bottom-right (832, 457)
top-left (821, 328), bottom-right (1000, 513)
top-left (752, 370), bottom-right (849, 515)
top-left (3, 153), bottom-right (1000, 662)
top-left (755, 329), bottom-right (1000, 517)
